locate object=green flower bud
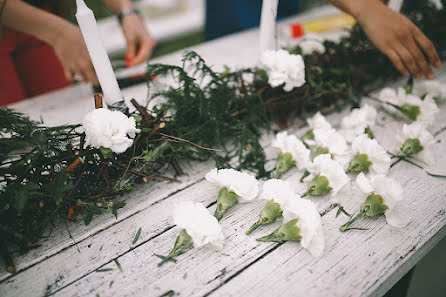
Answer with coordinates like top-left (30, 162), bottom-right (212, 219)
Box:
top-left (400, 138), bottom-right (424, 157)
top-left (214, 187), bottom-right (239, 220)
top-left (156, 229), bottom-right (193, 267)
top-left (360, 193), bottom-right (388, 217)
top-left (313, 147), bottom-right (330, 159)
top-left (346, 153), bottom-right (372, 174)
top-left (275, 152), bottom-right (296, 178)
top-left (364, 126), bottom-right (374, 139)
top-left (246, 200), bottom-right (283, 235)
top-left (257, 219), bottom-right (302, 243)
top-left (100, 147), bottom-right (113, 159)
top-left (400, 104), bottom-right (420, 121)
top-left (302, 174), bottom-right (332, 197)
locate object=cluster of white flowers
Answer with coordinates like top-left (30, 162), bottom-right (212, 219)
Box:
top-left (173, 201), bottom-right (224, 249)
top-left (82, 108), bottom-right (140, 154)
top-left (413, 80), bottom-right (446, 103)
top-left (379, 87), bottom-right (439, 126)
top-left (350, 134), bottom-right (390, 175)
top-left (396, 122), bottom-right (435, 165)
top-left (308, 154), bottom-right (350, 197)
top-left (260, 49), bottom-right (306, 92)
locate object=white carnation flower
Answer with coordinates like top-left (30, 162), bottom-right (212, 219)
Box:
top-left (307, 154), bottom-right (350, 197)
top-left (272, 131), bottom-right (311, 170)
top-left (299, 39), bottom-right (326, 55)
top-left (82, 108), bottom-right (140, 154)
top-left (355, 173), bottom-right (412, 227)
top-left (396, 122), bottom-right (435, 165)
top-left (173, 201), bottom-right (224, 249)
top-left (413, 80), bottom-right (446, 103)
top-left (379, 87), bottom-right (439, 125)
top-left (349, 134), bottom-right (390, 175)
top-left (205, 168), bottom-right (259, 203)
top-left (340, 104), bottom-right (377, 143)
top-left (260, 179), bottom-right (300, 207)
top-left (282, 199), bottom-right (325, 257)
top-left (261, 49), bottom-right (306, 92)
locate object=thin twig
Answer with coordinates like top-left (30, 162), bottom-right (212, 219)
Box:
top-left (159, 133), bottom-right (223, 152)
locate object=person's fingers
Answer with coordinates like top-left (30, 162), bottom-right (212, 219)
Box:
top-left (413, 28), bottom-right (441, 69)
top-left (130, 37), bottom-right (155, 66)
top-left (406, 36), bottom-right (434, 79)
top-left (77, 60), bottom-right (99, 86)
top-left (126, 36), bottom-right (137, 62)
top-left (386, 49), bottom-right (409, 76)
top-left (394, 45), bottom-right (421, 78)
top-left (64, 67), bottom-right (74, 83)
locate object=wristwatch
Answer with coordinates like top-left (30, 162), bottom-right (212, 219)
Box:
top-left (118, 7), bottom-right (141, 23)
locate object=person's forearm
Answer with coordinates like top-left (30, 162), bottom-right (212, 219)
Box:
top-left (325, 0), bottom-right (383, 20)
top-left (1, 0), bottom-right (69, 46)
top-left (101, 0), bottom-right (133, 14)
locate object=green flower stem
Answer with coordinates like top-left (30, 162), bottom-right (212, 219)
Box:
top-left (156, 229), bottom-right (193, 267)
top-left (301, 129), bottom-right (314, 146)
top-left (274, 152), bottom-right (296, 179)
top-left (346, 153), bottom-right (372, 174)
top-left (300, 169), bottom-right (310, 183)
top-left (340, 211), bottom-right (366, 232)
top-left (257, 219), bottom-right (302, 243)
top-left (246, 200), bottom-right (282, 235)
top-left (214, 187), bottom-right (239, 220)
top-left (302, 175), bottom-right (332, 197)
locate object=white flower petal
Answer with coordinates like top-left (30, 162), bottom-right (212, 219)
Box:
top-left (370, 175), bottom-right (404, 210)
top-left (299, 40), bottom-right (326, 55)
top-left (282, 199), bottom-right (324, 258)
top-left (355, 173), bottom-right (373, 194)
top-left (306, 112), bottom-right (332, 131)
top-left (413, 80), bottom-right (446, 102)
top-left (261, 49), bottom-right (306, 92)
top-left (397, 123), bottom-right (435, 165)
top-left (272, 131), bottom-right (311, 169)
top-left (260, 179), bottom-right (300, 208)
top-left (313, 128), bottom-right (348, 156)
top-left (340, 104), bottom-right (377, 143)
top-left (205, 168), bottom-right (259, 202)
top-left (417, 94), bottom-right (440, 126)
top-left (82, 108), bottom-right (140, 154)
top-left (310, 154), bottom-right (350, 196)
top-left (384, 201), bottom-right (412, 228)
top-left (173, 201), bottom-right (224, 249)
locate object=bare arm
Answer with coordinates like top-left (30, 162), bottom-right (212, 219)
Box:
top-left (326, 0), bottom-right (441, 79)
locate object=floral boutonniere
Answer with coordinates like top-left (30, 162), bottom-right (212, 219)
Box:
top-left (303, 154), bottom-right (349, 198)
top-left (395, 123), bottom-right (435, 165)
top-left (205, 168), bottom-right (259, 220)
top-left (301, 112), bottom-right (332, 146)
top-left (272, 131), bottom-right (311, 178)
top-left (346, 134), bottom-right (390, 175)
top-left (246, 179), bottom-right (300, 235)
top-left (260, 49), bottom-right (306, 92)
top-left (413, 80), bottom-right (446, 103)
top-left (340, 173), bottom-right (412, 231)
top-left (82, 108), bottom-right (140, 154)
top-left (257, 199), bottom-right (325, 257)
top-left (379, 87), bottom-right (439, 125)
top-left (156, 201), bottom-right (224, 266)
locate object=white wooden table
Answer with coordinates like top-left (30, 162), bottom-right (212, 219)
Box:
top-left (1, 6), bottom-right (446, 297)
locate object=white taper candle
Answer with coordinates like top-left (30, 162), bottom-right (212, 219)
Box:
top-left (388, 0), bottom-right (403, 11)
top-left (75, 0), bottom-right (122, 104)
top-left (259, 0), bottom-right (279, 54)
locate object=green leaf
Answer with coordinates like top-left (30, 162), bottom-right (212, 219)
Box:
top-left (159, 290), bottom-right (175, 297)
top-left (114, 259), bottom-right (123, 272)
top-left (132, 227), bottom-right (142, 245)
top-left (83, 202), bottom-right (102, 225)
top-left (96, 268), bottom-right (113, 273)
top-left (106, 200), bottom-right (126, 219)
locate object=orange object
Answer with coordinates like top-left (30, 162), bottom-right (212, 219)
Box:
top-left (67, 207), bottom-right (75, 220)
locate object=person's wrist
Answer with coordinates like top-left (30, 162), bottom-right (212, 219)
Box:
top-left (118, 7), bottom-right (141, 23)
top-left (45, 18), bottom-right (72, 47)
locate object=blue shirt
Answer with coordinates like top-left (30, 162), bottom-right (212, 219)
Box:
top-left (205, 0), bottom-right (300, 40)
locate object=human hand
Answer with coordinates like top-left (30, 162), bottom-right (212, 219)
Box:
top-left (121, 14), bottom-right (156, 67)
top-left (51, 23), bottom-right (100, 85)
top-left (354, 1), bottom-right (441, 79)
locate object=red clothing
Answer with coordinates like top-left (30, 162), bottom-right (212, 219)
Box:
top-left (0, 28), bottom-right (70, 106)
